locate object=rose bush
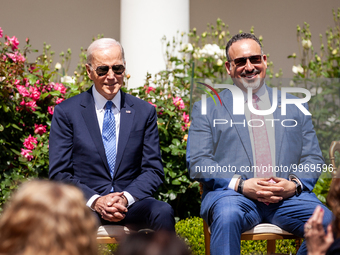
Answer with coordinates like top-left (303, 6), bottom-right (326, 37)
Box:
top-left (0, 29), bottom-right (93, 210)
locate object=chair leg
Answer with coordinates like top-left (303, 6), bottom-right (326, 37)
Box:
top-left (203, 220), bottom-right (211, 255)
top-left (267, 240), bottom-right (276, 254)
top-left (296, 238), bottom-right (302, 252)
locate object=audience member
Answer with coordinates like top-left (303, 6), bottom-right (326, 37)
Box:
top-left (305, 172), bottom-right (340, 255)
top-left (114, 231), bottom-right (192, 255)
top-left (0, 180), bottom-right (98, 255)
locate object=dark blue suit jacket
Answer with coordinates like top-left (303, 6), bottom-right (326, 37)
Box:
top-left (49, 87), bottom-right (164, 201)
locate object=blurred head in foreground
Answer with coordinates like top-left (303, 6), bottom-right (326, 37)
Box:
top-left (0, 180), bottom-right (98, 255)
top-left (115, 231), bottom-right (192, 255)
top-left (327, 171), bottom-right (340, 237)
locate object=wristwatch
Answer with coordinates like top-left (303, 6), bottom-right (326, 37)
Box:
top-left (291, 179), bottom-right (302, 196)
top-left (237, 179), bottom-right (245, 194)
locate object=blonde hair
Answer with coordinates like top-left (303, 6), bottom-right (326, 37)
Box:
top-left (0, 180), bottom-right (98, 255)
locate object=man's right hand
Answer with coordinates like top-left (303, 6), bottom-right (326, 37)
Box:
top-left (92, 192), bottom-right (128, 222)
top-left (241, 178), bottom-right (284, 203)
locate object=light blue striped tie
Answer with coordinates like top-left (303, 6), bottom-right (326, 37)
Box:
top-left (102, 101), bottom-right (116, 180)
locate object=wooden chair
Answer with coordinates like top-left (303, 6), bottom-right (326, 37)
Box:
top-left (97, 225), bottom-right (133, 244)
top-left (329, 140), bottom-right (340, 176)
top-left (199, 184), bottom-right (302, 254)
top-left (97, 225), bottom-right (154, 244)
top-left (203, 220), bottom-right (301, 254)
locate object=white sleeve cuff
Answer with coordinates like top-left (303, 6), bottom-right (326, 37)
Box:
top-left (123, 191), bottom-right (136, 208)
top-left (228, 174), bottom-right (241, 191)
top-left (86, 194), bottom-right (101, 211)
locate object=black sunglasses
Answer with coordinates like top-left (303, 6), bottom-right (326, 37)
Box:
top-left (230, 55), bottom-right (263, 67)
top-left (90, 64), bottom-right (125, 76)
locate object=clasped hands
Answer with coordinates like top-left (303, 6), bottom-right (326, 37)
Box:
top-left (238, 177), bottom-right (296, 204)
top-left (92, 192), bottom-right (128, 222)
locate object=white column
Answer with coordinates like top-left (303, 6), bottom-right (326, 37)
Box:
top-left (120, 0), bottom-right (189, 88)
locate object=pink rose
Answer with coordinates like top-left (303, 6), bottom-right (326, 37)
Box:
top-left (16, 85), bottom-right (30, 97)
top-left (148, 101), bottom-right (157, 108)
top-left (182, 112), bottom-right (190, 123)
top-left (21, 148), bottom-right (33, 161)
top-left (2, 55), bottom-right (7, 61)
top-left (25, 100), bottom-right (37, 111)
top-left (54, 83), bottom-right (66, 94)
top-left (34, 124), bottom-right (47, 135)
top-left (181, 124), bottom-right (188, 131)
top-left (17, 53), bottom-right (26, 62)
top-left (29, 86), bottom-right (41, 101)
top-left (173, 97), bottom-right (185, 110)
top-left (23, 78), bottom-right (29, 86)
top-left (6, 36), bottom-right (19, 51)
top-left (48, 106), bottom-right (54, 115)
top-left (56, 98), bottom-right (64, 104)
top-left (23, 135), bottom-right (38, 150)
top-left (6, 52), bottom-right (25, 63)
top-left (0, 27), bottom-right (3, 38)
top-left (146, 86), bottom-right (156, 94)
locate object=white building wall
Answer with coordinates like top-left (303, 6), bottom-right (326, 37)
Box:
top-left (121, 0), bottom-right (189, 88)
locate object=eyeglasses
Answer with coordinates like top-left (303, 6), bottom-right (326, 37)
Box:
top-left (89, 64), bottom-right (125, 76)
top-left (230, 55), bottom-right (263, 67)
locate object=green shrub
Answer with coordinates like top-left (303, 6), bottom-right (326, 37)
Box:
top-left (175, 217), bottom-right (300, 254)
top-left (176, 217), bottom-right (205, 255)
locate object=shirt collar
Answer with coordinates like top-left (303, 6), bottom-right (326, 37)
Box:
top-left (92, 85), bottom-right (121, 111)
top-left (237, 83), bottom-right (267, 103)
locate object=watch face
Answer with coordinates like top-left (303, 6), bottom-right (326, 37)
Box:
top-left (292, 180), bottom-right (302, 195)
top-left (297, 184), bottom-right (302, 194)
top-left (296, 182), bottom-right (302, 194)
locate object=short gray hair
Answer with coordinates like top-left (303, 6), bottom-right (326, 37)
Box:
top-left (87, 38), bottom-right (125, 64)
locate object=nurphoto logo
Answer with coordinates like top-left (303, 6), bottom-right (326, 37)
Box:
top-left (199, 82), bottom-right (311, 116)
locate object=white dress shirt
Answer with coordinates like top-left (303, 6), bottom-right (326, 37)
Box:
top-left (86, 86), bottom-right (135, 209)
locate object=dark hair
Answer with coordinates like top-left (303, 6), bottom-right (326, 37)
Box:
top-left (225, 33), bottom-right (263, 61)
top-left (115, 231), bottom-right (192, 255)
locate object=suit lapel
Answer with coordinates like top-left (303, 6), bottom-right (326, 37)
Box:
top-left (113, 92), bottom-right (135, 178)
top-left (221, 89), bottom-right (253, 166)
top-left (80, 88), bottom-right (111, 175)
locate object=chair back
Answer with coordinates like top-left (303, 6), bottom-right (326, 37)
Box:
top-left (329, 141), bottom-right (340, 177)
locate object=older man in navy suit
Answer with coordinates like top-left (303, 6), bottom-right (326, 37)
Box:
top-left (188, 33), bottom-right (332, 254)
top-left (49, 38), bottom-right (174, 231)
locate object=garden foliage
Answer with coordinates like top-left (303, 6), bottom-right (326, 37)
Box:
top-left (0, 9), bottom-right (339, 226)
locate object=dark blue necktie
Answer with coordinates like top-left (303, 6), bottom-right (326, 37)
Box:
top-left (102, 101), bottom-right (116, 178)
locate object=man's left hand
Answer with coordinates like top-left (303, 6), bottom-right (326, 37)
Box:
top-left (256, 177), bottom-right (296, 203)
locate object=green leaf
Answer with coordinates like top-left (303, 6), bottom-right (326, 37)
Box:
top-left (48, 90), bottom-right (62, 97)
top-left (11, 123), bottom-right (22, 131)
top-left (169, 192), bottom-right (177, 200)
top-left (172, 179), bottom-right (181, 185)
top-left (10, 148), bottom-right (21, 155)
top-left (172, 139), bottom-right (180, 146)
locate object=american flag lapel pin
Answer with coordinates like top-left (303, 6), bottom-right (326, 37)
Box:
top-left (126, 110), bottom-right (131, 113)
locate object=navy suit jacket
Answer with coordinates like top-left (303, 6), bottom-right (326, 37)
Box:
top-left (49, 87), bottom-right (164, 201)
top-left (188, 85), bottom-right (324, 223)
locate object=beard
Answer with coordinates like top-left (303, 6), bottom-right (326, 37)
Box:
top-left (240, 69), bottom-right (263, 90)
